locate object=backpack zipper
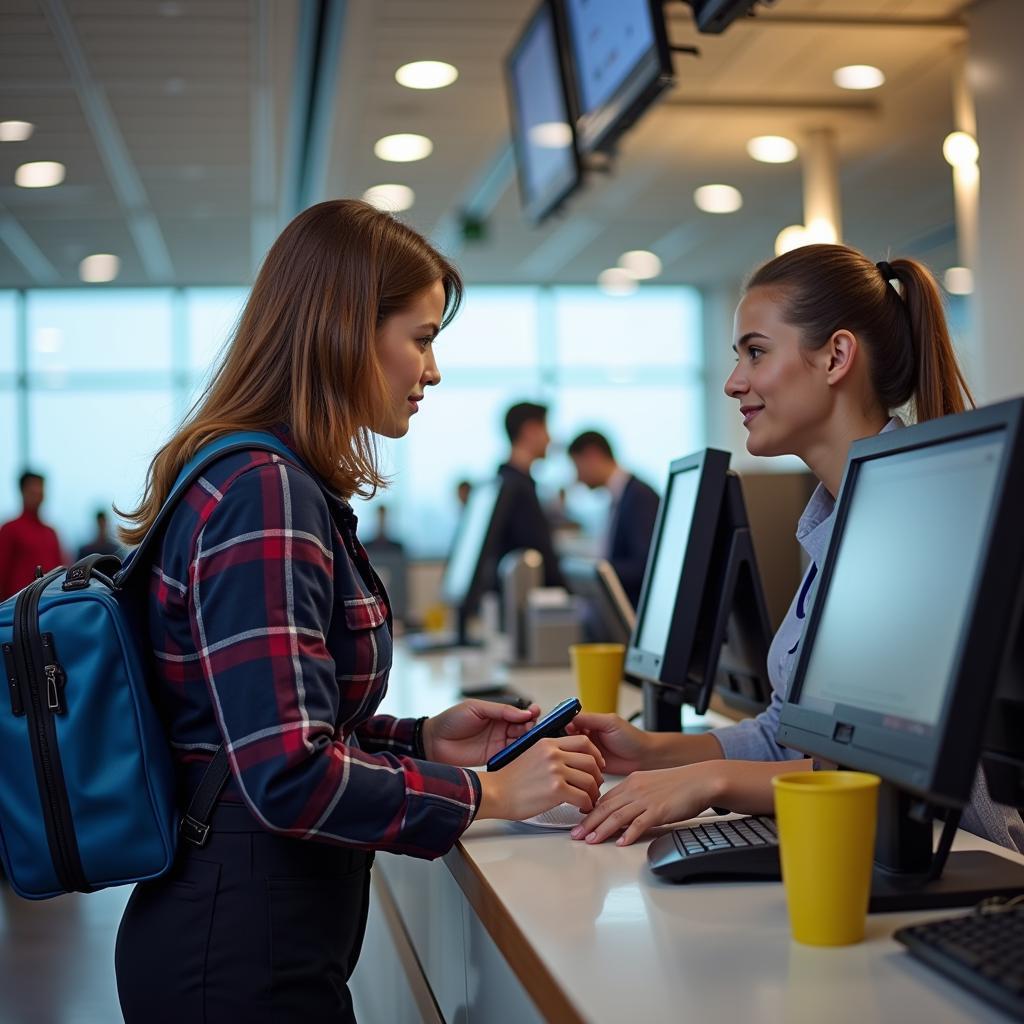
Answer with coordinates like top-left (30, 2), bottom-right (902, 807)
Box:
top-left (13, 570), bottom-right (88, 893)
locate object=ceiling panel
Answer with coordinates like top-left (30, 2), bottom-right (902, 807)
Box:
top-left (0, 0), bottom-right (974, 288)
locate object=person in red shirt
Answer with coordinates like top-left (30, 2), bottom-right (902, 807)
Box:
top-left (0, 471), bottom-right (63, 600)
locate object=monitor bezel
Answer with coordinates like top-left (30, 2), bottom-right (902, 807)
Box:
top-left (505, 0), bottom-right (583, 224)
top-left (440, 478), bottom-right (510, 616)
top-left (778, 400), bottom-right (1024, 808)
top-left (688, 0), bottom-right (762, 34)
top-left (559, 0), bottom-right (675, 155)
top-left (561, 555), bottom-right (636, 647)
top-left (627, 448), bottom-right (730, 686)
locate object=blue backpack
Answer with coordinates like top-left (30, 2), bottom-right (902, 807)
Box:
top-left (0, 431), bottom-right (302, 899)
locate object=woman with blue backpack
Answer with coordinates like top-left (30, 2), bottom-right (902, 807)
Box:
top-left (113, 199), bottom-right (605, 1022)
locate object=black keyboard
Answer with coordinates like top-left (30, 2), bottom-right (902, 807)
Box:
top-left (895, 903), bottom-right (1024, 1021)
top-left (647, 815), bottom-right (782, 883)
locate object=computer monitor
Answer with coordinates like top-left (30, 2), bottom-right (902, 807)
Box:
top-left (687, 0), bottom-right (766, 34)
top-left (627, 448), bottom-right (773, 730)
top-left (778, 399), bottom-right (1024, 911)
top-left (505, 0), bottom-right (582, 224)
top-left (439, 478), bottom-right (509, 645)
top-left (559, 0), bottom-right (674, 155)
top-left (561, 556), bottom-right (636, 647)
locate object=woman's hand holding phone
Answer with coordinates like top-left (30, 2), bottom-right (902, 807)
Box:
top-left (476, 735), bottom-right (606, 822)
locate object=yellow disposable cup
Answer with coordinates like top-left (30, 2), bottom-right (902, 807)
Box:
top-left (569, 643), bottom-right (625, 714)
top-left (772, 771), bottom-right (881, 947)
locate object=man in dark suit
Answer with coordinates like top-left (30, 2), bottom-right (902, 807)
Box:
top-left (494, 402), bottom-right (565, 588)
top-left (568, 431), bottom-right (660, 607)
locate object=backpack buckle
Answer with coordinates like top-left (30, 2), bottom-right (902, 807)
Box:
top-left (180, 815), bottom-right (211, 847)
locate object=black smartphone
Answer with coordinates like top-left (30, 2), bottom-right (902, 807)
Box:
top-left (485, 697), bottom-right (581, 772)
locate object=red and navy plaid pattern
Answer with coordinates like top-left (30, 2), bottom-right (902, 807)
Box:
top-left (148, 447), bottom-right (480, 859)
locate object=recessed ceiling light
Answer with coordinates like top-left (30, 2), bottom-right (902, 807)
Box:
top-left (942, 131), bottom-right (979, 168)
top-left (618, 250), bottom-right (662, 279)
top-left (746, 135), bottom-right (798, 164)
top-left (833, 65), bottom-right (885, 90)
top-left (694, 184), bottom-right (743, 214)
top-left (0, 120), bottom-right (34, 142)
top-left (15, 160), bottom-right (65, 188)
top-left (598, 268), bottom-right (638, 297)
top-left (528, 121), bottom-right (573, 149)
top-left (944, 266), bottom-right (973, 295)
top-left (775, 225), bottom-right (810, 256)
top-left (362, 183), bottom-right (415, 212)
top-left (395, 61), bottom-right (459, 90)
top-left (79, 253), bottom-right (120, 283)
top-left (374, 133), bottom-right (433, 163)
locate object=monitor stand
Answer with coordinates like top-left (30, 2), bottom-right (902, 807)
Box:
top-left (867, 783), bottom-right (1024, 913)
top-left (643, 680), bottom-right (685, 731)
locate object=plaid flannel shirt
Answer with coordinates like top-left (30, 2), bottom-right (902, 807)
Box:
top-left (148, 446), bottom-right (480, 859)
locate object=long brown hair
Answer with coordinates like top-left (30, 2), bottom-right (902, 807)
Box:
top-left (746, 243), bottom-right (973, 423)
top-left (119, 199), bottom-right (462, 545)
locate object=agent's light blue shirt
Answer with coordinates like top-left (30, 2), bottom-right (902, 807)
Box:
top-left (710, 417), bottom-right (1024, 852)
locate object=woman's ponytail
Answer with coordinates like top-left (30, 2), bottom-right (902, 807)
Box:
top-left (887, 258), bottom-right (974, 421)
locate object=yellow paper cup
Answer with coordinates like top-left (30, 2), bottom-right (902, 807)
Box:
top-left (772, 771), bottom-right (881, 947)
top-left (569, 643), bottom-right (625, 714)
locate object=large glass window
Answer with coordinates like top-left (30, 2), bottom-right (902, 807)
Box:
top-left (0, 292), bottom-right (16, 375)
top-left (0, 284), bottom-right (705, 560)
top-left (187, 287), bottom-right (248, 375)
top-left (28, 390), bottom-right (177, 553)
top-left (0, 391), bottom-right (18, 522)
top-left (27, 290), bottom-right (173, 374)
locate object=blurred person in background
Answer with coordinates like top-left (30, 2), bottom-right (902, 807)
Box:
top-left (77, 508), bottom-right (123, 561)
top-left (0, 471), bottom-right (64, 601)
top-left (455, 478), bottom-right (472, 507)
top-left (568, 430), bottom-right (659, 607)
top-left (494, 401), bottom-right (565, 587)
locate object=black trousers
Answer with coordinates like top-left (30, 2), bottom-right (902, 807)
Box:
top-left (115, 804), bottom-right (373, 1023)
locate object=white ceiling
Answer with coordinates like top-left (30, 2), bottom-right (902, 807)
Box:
top-left (0, 0), bottom-right (972, 288)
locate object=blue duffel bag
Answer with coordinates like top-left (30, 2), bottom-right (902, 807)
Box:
top-left (0, 431), bottom-right (300, 899)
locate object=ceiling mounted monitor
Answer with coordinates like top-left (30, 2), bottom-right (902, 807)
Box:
top-left (560, 0), bottom-right (674, 155)
top-left (688, 0), bottom-right (767, 34)
top-left (505, 0), bottom-right (582, 224)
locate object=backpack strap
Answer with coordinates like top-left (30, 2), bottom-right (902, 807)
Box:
top-left (113, 430), bottom-right (309, 587)
top-left (112, 430), bottom-right (319, 847)
top-left (179, 746), bottom-right (232, 847)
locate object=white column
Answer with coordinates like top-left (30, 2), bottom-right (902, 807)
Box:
top-left (969, 0), bottom-right (1024, 403)
top-left (801, 127), bottom-right (842, 244)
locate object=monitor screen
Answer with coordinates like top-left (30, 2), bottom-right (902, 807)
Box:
top-left (628, 450), bottom-right (772, 726)
top-left (636, 465), bottom-right (701, 655)
top-left (561, 0), bottom-right (673, 153)
top-left (506, 1), bottom-right (581, 223)
top-left (780, 424), bottom-right (1011, 805)
top-left (441, 479), bottom-right (502, 608)
top-left (798, 434), bottom-right (1003, 733)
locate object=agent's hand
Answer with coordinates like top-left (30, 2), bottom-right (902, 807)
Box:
top-left (563, 712), bottom-right (656, 775)
top-left (422, 699), bottom-right (541, 767)
top-left (477, 735), bottom-right (606, 821)
top-left (570, 762), bottom-right (727, 847)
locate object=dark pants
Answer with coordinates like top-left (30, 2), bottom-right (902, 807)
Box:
top-left (115, 804), bottom-right (373, 1023)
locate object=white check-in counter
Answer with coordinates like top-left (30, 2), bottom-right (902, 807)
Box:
top-left (349, 643), bottom-right (1022, 1024)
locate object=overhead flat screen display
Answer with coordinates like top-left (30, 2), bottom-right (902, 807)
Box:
top-left (506, 1), bottom-right (581, 223)
top-left (561, 0), bottom-right (673, 153)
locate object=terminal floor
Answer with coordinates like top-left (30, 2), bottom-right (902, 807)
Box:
top-left (1, 879), bottom-right (373, 1022)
